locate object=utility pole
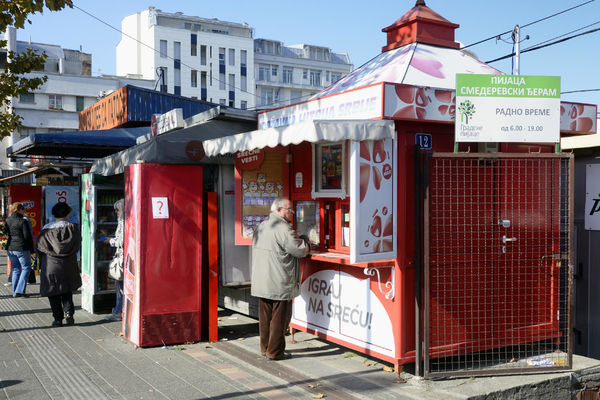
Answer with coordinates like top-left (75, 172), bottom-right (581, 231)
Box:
top-left (512, 25), bottom-right (521, 75)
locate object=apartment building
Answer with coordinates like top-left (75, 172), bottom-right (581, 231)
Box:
top-left (254, 39), bottom-right (352, 109)
top-left (0, 27), bottom-right (154, 175)
top-left (116, 7), bottom-right (255, 110)
top-left (117, 7), bottom-right (353, 111)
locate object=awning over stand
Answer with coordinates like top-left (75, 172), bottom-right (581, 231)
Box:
top-left (202, 119), bottom-right (396, 157)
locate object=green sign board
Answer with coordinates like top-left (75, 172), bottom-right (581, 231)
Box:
top-left (455, 74), bottom-right (561, 143)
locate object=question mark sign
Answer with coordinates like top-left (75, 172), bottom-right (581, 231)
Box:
top-left (157, 201), bottom-right (163, 214)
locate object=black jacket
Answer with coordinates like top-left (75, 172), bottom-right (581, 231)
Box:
top-left (36, 221), bottom-right (82, 297)
top-left (5, 213), bottom-right (33, 252)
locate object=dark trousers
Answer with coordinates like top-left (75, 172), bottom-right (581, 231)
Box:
top-left (48, 293), bottom-right (74, 322)
top-left (258, 298), bottom-right (292, 359)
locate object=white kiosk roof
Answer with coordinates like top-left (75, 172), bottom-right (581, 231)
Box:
top-left (202, 119), bottom-right (396, 156)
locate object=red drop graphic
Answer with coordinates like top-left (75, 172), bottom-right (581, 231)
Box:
top-left (438, 105), bottom-right (449, 115)
top-left (382, 206), bottom-right (388, 215)
top-left (360, 163), bottom-right (370, 202)
top-left (415, 88), bottom-right (429, 107)
top-left (383, 214), bottom-right (393, 237)
top-left (373, 240), bottom-right (381, 252)
top-left (393, 105), bottom-right (417, 119)
top-left (416, 107), bottom-right (427, 119)
top-left (360, 141), bottom-right (371, 161)
top-left (577, 117), bottom-right (594, 132)
top-left (395, 85), bottom-right (415, 104)
top-left (570, 106), bottom-right (577, 119)
top-left (382, 239), bottom-right (393, 252)
top-left (372, 140), bottom-right (386, 163)
top-left (372, 166), bottom-right (383, 190)
top-left (570, 121), bottom-right (577, 131)
top-left (434, 90), bottom-right (453, 103)
top-left (370, 215), bottom-right (382, 237)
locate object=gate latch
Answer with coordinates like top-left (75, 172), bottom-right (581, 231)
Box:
top-left (498, 219), bottom-right (511, 228)
top-left (502, 235), bottom-right (518, 243)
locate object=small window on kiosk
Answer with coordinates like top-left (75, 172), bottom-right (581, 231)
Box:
top-left (295, 200), bottom-right (320, 247)
top-left (313, 142), bottom-right (346, 198)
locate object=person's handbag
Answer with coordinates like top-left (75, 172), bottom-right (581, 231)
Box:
top-left (28, 254), bottom-right (37, 284)
top-left (108, 257), bottom-right (123, 281)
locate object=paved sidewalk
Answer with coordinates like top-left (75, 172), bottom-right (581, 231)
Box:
top-left (2, 253), bottom-right (600, 399)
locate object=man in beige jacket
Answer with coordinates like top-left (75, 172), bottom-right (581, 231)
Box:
top-left (251, 197), bottom-right (310, 360)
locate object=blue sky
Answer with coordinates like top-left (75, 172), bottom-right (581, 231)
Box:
top-left (14, 0), bottom-right (600, 108)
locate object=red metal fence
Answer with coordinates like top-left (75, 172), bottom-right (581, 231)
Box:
top-left (423, 153), bottom-right (573, 378)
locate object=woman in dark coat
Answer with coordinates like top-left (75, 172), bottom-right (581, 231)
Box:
top-left (5, 202), bottom-right (34, 297)
top-left (36, 202), bottom-right (82, 327)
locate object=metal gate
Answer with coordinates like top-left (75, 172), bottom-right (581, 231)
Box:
top-left (422, 153), bottom-right (573, 378)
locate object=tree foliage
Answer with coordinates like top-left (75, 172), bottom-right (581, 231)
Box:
top-left (0, 0), bottom-right (73, 139)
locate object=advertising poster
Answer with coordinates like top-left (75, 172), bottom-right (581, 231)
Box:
top-left (124, 164), bottom-right (141, 345)
top-left (585, 164), bottom-right (600, 230)
top-left (235, 148), bottom-right (289, 245)
top-left (319, 143), bottom-right (343, 190)
top-left (8, 185), bottom-right (43, 238)
top-left (349, 138), bottom-right (397, 263)
top-left (455, 74), bottom-right (561, 143)
top-left (291, 268), bottom-right (395, 357)
top-left (44, 186), bottom-right (80, 227)
top-left (80, 174), bottom-right (93, 312)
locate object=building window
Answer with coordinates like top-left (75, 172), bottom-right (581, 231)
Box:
top-left (219, 72), bottom-right (226, 90)
top-left (228, 48), bottom-right (235, 66)
top-left (241, 75), bottom-right (247, 92)
top-left (191, 34), bottom-right (197, 56)
top-left (191, 70), bottom-right (198, 87)
top-left (303, 69), bottom-right (308, 80)
top-left (241, 100), bottom-right (247, 110)
top-left (19, 93), bottom-right (35, 103)
top-left (240, 50), bottom-right (247, 76)
top-left (49, 94), bottom-right (62, 110)
top-left (309, 70), bottom-right (321, 87)
top-left (219, 99), bottom-right (226, 105)
top-left (160, 40), bottom-right (167, 58)
top-left (283, 68), bottom-right (293, 84)
top-left (200, 45), bottom-right (207, 65)
top-left (258, 64), bottom-right (274, 82)
top-left (201, 71), bottom-right (207, 101)
top-left (260, 88), bottom-right (279, 107)
top-left (331, 73), bottom-right (342, 83)
top-left (219, 47), bottom-right (226, 74)
top-left (174, 41), bottom-right (181, 62)
top-left (228, 74), bottom-right (235, 92)
top-left (76, 96), bottom-right (84, 111)
top-left (326, 71), bottom-right (330, 81)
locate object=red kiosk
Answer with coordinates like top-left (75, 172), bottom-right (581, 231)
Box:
top-left (202, 1), bottom-right (596, 372)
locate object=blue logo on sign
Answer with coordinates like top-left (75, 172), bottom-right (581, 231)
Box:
top-left (415, 133), bottom-right (432, 150)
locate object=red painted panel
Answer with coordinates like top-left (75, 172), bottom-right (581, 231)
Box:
top-left (124, 163), bottom-right (203, 347)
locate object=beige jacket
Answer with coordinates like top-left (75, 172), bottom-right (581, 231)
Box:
top-left (251, 212), bottom-right (310, 301)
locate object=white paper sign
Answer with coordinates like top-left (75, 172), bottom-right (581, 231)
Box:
top-left (152, 197), bottom-right (169, 219)
top-left (585, 164), bottom-right (600, 230)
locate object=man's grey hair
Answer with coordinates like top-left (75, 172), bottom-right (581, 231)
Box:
top-left (271, 197), bottom-right (289, 212)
